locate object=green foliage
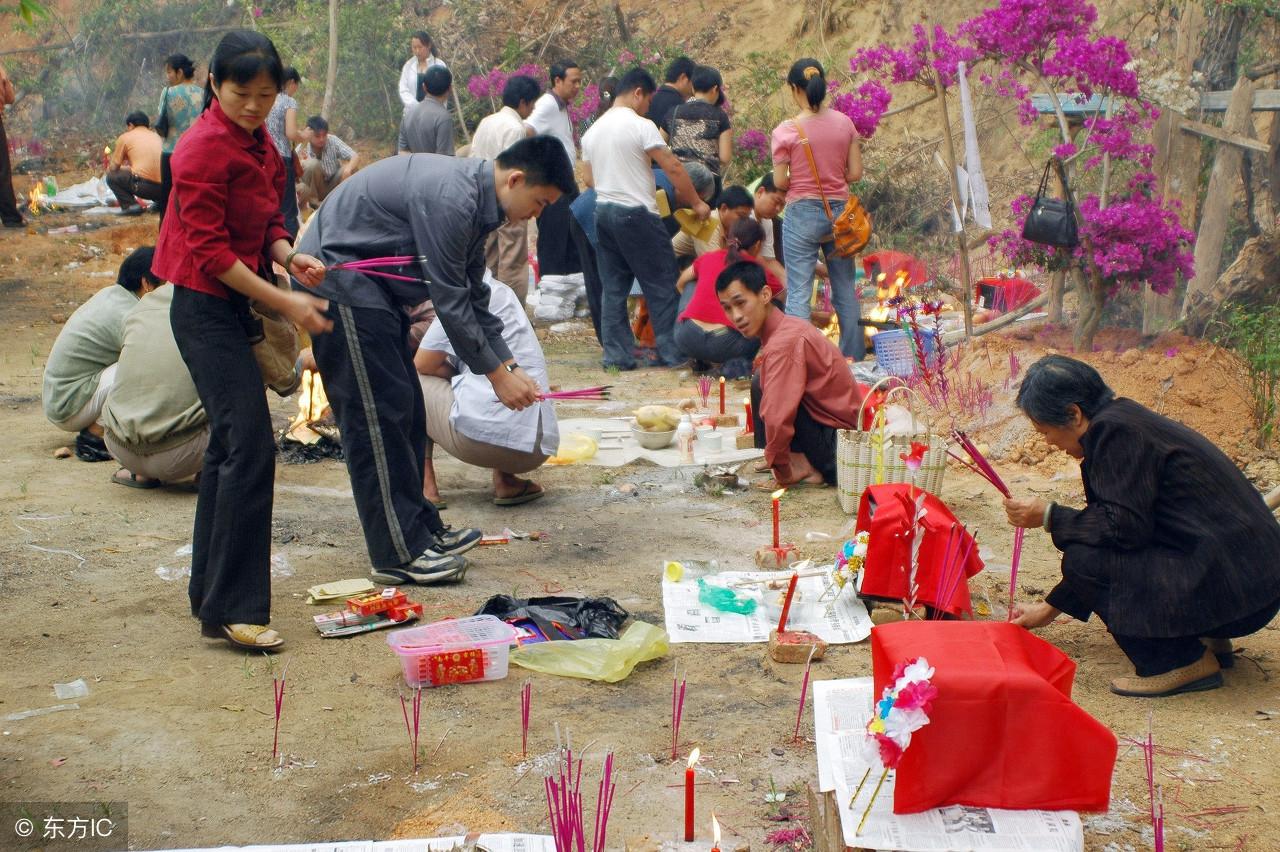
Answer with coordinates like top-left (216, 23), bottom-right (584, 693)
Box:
top-left (17, 0), bottom-right (47, 24)
top-left (1212, 303), bottom-right (1280, 449)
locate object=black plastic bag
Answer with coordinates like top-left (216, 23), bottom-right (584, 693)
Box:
top-left (475, 594), bottom-right (629, 641)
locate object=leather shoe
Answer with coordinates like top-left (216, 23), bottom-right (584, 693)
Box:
top-left (1110, 650), bottom-right (1222, 698)
top-left (1202, 637), bottom-right (1235, 669)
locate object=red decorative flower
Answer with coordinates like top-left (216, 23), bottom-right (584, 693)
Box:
top-left (899, 441), bottom-right (929, 471)
top-left (895, 681), bottom-right (938, 714)
top-left (876, 733), bottom-right (904, 768)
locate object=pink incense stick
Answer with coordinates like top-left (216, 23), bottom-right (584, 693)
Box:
top-left (672, 667), bottom-right (687, 761)
top-left (792, 646), bottom-right (817, 741)
top-left (932, 524), bottom-right (959, 618)
top-left (271, 659), bottom-right (290, 764)
top-left (1006, 527), bottom-right (1026, 621)
top-left (400, 688), bottom-right (424, 773)
top-left (521, 679), bottom-right (532, 758)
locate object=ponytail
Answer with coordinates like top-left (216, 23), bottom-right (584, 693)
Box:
top-left (786, 58), bottom-right (827, 110)
top-left (725, 217), bottom-right (765, 265)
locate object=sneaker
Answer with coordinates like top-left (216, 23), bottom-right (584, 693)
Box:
top-left (74, 429), bottom-right (112, 462)
top-left (372, 551), bottom-right (468, 586)
top-left (433, 525), bottom-right (481, 557)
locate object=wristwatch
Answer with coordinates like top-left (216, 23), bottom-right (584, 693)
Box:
top-left (504, 362), bottom-right (520, 373)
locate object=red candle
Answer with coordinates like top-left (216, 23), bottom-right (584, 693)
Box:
top-left (743, 398), bottom-right (753, 434)
top-left (684, 748), bottom-right (699, 841)
top-left (771, 488), bottom-right (784, 548)
top-left (718, 377), bottom-right (726, 414)
top-left (777, 572), bottom-right (799, 633)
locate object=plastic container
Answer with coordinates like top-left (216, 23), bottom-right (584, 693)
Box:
top-left (386, 615), bottom-right (519, 688)
top-left (676, 415), bottom-right (695, 463)
top-left (873, 328), bottom-right (941, 378)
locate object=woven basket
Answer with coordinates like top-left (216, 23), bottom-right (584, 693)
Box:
top-left (836, 378), bottom-right (947, 514)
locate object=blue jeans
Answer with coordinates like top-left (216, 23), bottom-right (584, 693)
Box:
top-left (782, 198), bottom-right (865, 359)
top-left (596, 202), bottom-right (683, 368)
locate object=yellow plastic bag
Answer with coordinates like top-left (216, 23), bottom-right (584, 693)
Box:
top-left (545, 432), bottom-right (598, 465)
top-left (509, 622), bottom-right (669, 682)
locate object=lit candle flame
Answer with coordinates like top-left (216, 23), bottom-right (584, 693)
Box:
top-left (104, 146), bottom-right (110, 155)
top-left (687, 747), bottom-right (700, 768)
top-left (770, 488), bottom-right (786, 501)
top-left (711, 813), bottom-right (721, 846)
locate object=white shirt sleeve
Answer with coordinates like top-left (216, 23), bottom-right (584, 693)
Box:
top-left (398, 58), bottom-right (418, 107)
top-left (637, 114), bottom-right (666, 152)
top-left (524, 95), bottom-right (556, 136)
top-left (419, 315), bottom-right (455, 356)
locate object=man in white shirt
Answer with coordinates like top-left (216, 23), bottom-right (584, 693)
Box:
top-left (524, 61), bottom-right (583, 279)
top-left (751, 171), bottom-right (788, 283)
top-left (471, 74), bottom-right (542, 303)
top-left (581, 67), bottom-right (709, 370)
top-left (416, 274), bottom-right (559, 507)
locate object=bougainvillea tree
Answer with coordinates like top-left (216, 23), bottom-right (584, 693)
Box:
top-left (849, 0), bottom-right (1194, 349)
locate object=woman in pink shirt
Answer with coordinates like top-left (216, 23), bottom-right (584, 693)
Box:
top-left (771, 58), bottom-right (864, 359)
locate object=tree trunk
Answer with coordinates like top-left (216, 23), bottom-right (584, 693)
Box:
top-left (321, 0), bottom-right (338, 120)
top-left (1184, 227), bottom-right (1280, 336)
top-left (1180, 76), bottom-right (1257, 319)
top-left (1072, 266), bottom-right (1106, 352)
top-left (1196, 3), bottom-right (1249, 91)
top-left (1047, 268), bottom-right (1066, 324)
top-left (1144, 0), bottom-right (1204, 334)
top-left (932, 75), bottom-right (974, 337)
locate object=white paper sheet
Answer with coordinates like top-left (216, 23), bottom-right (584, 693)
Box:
top-left (662, 567), bottom-right (872, 645)
top-left (812, 678), bottom-right (1083, 852)
top-left (557, 417), bottom-right (763, 469)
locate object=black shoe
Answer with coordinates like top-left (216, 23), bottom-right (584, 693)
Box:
top-left (433, 525), bottom-right (481, 557)
top-left (372, 552), bottom-right (468, 585)
top-left (74, 430), bottom-right (112, 462)
top-left (2, 218), bottom-right (24, 229)
top-left (121, 204), bottom-right (145, 216)
top-left (721, 357), bottom-right (753, 380)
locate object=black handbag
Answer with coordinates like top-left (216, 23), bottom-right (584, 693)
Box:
top-left (1021, 160), bottom-right (1078, 248)
top-left (154, 87), bottom-right (171, 138)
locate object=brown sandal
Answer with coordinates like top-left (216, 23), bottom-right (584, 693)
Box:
top-left (201, 622), bottom-right (285, 651)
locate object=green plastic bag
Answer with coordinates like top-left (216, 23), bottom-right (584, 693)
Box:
top-left (510, 621), bottom-right (669, 682)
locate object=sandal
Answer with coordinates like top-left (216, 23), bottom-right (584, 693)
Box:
top-left (112, 469), bottom-right (161, 489)
top-left (201, 622), bottom-right (285, 651)
top-left (494, 480), bottom-right (545, 506)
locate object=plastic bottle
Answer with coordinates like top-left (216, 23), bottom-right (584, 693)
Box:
top-left (676, 415), bottom-right (695, 464)
top-left (43, 176), bottom-right (58, 196)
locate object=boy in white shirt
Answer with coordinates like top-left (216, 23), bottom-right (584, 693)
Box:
top-left (580, 67), bottom-right (709, 370)
top-left (524, 61), bottom-right (583, 279)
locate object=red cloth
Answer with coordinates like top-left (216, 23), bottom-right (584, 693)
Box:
top-left (872, 621), bottom-right (1117, 813)
top-left (756, 310), bottom-right (864, 474)
top-left (855, 484), bottom-right (984, 616)
top-left (153, 99), bottom-right (291, 299)
top-left (975, 276), bottom-right (1040, 313)
top-left (678, 250), bottom-right (783, 327)
top-left (863, 250), bottom-right (930, 289)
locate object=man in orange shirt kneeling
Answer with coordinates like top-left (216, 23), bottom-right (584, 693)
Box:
top-left (106, 111), bottom-right (163, 215)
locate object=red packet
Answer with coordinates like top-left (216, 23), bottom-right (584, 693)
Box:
top-left (421, 648), bottom-right (486, 685)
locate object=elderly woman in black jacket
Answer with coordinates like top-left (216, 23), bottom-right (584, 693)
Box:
top-left (1004, 355), bottom-right (1280, 698)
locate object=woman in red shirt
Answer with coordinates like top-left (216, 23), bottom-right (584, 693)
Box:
top-left (154, 31), bottom-right (330, 651)
top-left (673, 217), bottom-right (782, 378)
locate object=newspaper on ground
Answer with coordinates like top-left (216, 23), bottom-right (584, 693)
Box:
top-left (557, 417), bottom-right (763, 469)
top-left (157, 834), bottom-right (555, 852)
top-left (812, 677), bottom-right (1084, 852)
top-left (663, 567), bottom-right (872, 644)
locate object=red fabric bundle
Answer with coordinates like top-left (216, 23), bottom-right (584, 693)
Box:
top-left (872, 621), bottom-right (1117, 813)
top-left (855, 484), bottom-right (984, 616)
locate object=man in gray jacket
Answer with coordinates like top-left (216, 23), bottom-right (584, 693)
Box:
top-left (398, 66), bottom-right (455, 155)
top-left (296, 135), bottom-right (574, 586)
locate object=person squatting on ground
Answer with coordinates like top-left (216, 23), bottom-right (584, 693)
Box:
top-left (581, 67), bottom-right (710, 371)
top-left (106, 111), bottom-right (164, 215)
top-left (296, 135), bottom-right (575, 587)
top-left (771, 58), bottom-right (865, 360)
top-left (666, 64), bottom-right (732, 197)
top-left (42, 247), bottom-right (160, 461)
top-left (102, 281), bottom-right (210, 490)
top-left (672, 183), bottom-right (755, 264)
top-left (715, 260), bottom-right (863, 488)
top-left (399, 65), bottom-right (455, 156)
top-left (674, 216), bottom-right (783, 378)
top-left (296, 116), bottom-right (358, 208)
top-left (153, 30), bottom-right (332, 652)
top-left (416, 274), bottom-right (559, 509)
top-left (469, 74), bottom-right (542, 303)
top-left (1005, 355), bottom-right (1280, 698)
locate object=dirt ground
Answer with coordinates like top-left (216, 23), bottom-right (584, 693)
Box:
top-left (2, 208), bottom-right (1278, 852)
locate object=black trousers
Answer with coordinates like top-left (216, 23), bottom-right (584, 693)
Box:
top-left (106, 167), bottom-right (164, 209)
top-left (536, 190), bottom-right (581, 276)
top-left (157, 152), bottom-right (174, 223)
top-left (1111, 594), bottom-right (1280, 677)
top-left (278, 154), bottom-right (299, 239)
top-left (569, 214), bottom-right (603, 345)
top-left (311, 302), bottom-right (444, 570)
top-left (751, 372), bottom-right (839, 484)
top-left (0, 117), bottom-right (22, 226)
top-left (171, 287), bottom-right (276, 625)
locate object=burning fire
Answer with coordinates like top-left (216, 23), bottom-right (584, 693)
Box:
top-left (27, 183), bottom-right (45, 215)
top-left (286, 369), bottom-right (331, 444)
top-left (865, 270), bottom-right (911, 338)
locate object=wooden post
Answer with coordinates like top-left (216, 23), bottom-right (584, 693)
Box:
top-left (321, 0), bottom-right (338, 120)
top-left (1180, 76), bottom-right (1257, 320)
top-left (1145, 0), bottom-right (1204, 333)
top-left (933, 75), bottom-right (974, 337)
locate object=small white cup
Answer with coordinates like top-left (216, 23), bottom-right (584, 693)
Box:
top-left (699, 432), bottom-right (723, 453)
top-left (580, 427), bottom-right (602, 443)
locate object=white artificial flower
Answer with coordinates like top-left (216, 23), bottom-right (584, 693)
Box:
top-left (883, 706), bottom-right (930, 747)
top-left (899, 657), bottom-right (935, 686)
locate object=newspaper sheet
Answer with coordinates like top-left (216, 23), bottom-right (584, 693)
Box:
top-left (158, 834), bottom-right (555, 852)
top-left (663, 568), bottom-right (872, 644)
top-left (812, 678), bottom-right (1084, 852)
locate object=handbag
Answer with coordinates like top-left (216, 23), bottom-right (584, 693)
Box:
top-left (795, 120), bottom-right (872, 257)
top-left (1021, 159), bottom-right (1079, 248)
top-left (154, 87), bottom-right (171, 139)
top-left (240, 269), bottom-right (302, 397)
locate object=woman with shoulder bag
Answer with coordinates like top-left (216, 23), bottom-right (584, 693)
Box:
top-left (154, 54), bottom-right (204, 223)
top-left (153, 30), bottom-right (332, 651)
top-left (770, 58), bottom-right (866, 359)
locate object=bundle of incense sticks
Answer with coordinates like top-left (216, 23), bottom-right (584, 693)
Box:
top-left (539, 386), bottom-right (612, 401)
top-left (521, 680), bottom-right (532, 758)
top-left (1142, 714), bottom-right (1165, 852)
top-left (271, 659), bottom-right (290, 763)
top-left (792, 645), bottom-right (817, 741)
top-left (545, 746), bottom-right (617, 852)
top-left (400, 687), bottom-right (424, 773)
top-left (671, 665), bottom-right (687, 761)
top-left (327, 255), bottom-right (430, 284)
top-left (951, 430), bottom-right (1025, 618)
top-left (931, 523), bottom-right (979, 618)
top-left (697, 376), bottom-right (712, 409)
